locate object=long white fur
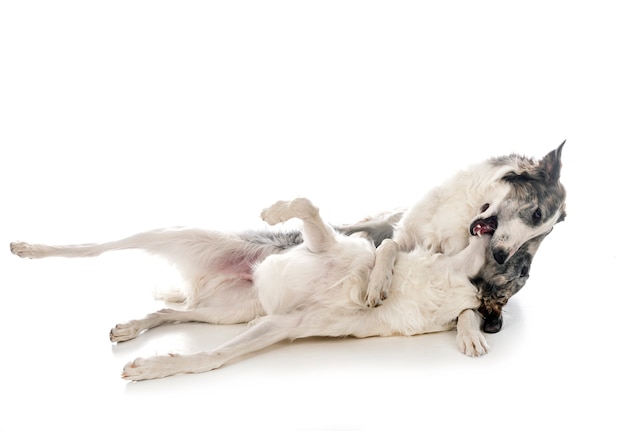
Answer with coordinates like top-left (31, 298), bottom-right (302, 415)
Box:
top-left (10, 198), bottom-right (490, 380)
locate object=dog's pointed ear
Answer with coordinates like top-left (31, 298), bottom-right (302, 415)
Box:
top-left (540, 140), bottom-right (565, 183)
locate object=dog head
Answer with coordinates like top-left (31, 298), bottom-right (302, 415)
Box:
top-left (470, 141), bottom-right (567, 265)
top-left (472, 232), bottom-right (548, 333)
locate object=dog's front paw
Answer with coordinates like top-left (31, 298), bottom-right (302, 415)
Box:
top-left (456, 331), bottom-right (490, 357)
top-left (110, 321), bottom-right (143, 343)
top-left (363, 267), bottom-right (392, 308)
top-left (122, 355), bottom-right (179, 381)
top-left (122, 352), bottom-right (219, 381)
top-left (10, 241), bottom-right (43, 258)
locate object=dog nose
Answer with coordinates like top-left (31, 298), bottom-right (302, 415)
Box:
top-left (482, 313), bottom-right (503, 333)
top-left (493, 249), bottom-right (509, 265)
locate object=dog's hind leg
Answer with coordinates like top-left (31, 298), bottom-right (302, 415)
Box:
top-left (10, 239), bottom-right (109, 259)
top-left (261, 198), bottom-right (337, 253)
top-left (10, 229), bottom-right (272, 307)
top-left (121, 313), bottom-right (304, 380)
top-left (11, 228), bottom-right (232, 262)
top-left (110, 295), bottom-right (264, 343)
top-left (9, 229), bottom-right (191, 259)
top-left (10, 228), bottom-right (270, 283)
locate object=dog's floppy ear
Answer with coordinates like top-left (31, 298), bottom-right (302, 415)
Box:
top-left (540, 140), bottom-right (565, 183)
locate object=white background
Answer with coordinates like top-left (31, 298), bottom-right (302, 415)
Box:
top-left (1, 1), bottom-right (624, 430)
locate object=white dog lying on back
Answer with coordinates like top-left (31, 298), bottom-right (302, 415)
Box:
top-left (12, 197), bottom-right (491, 380)
top-left (122, 198), bottom-right (490, 380)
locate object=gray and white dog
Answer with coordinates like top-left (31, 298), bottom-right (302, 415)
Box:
top-left (341, 142), bottom-right (566, 331)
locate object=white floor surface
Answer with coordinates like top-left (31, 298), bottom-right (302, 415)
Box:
top-left (2, 2), bottom-right (625, 430)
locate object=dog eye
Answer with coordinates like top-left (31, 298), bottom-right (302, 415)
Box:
top-left (519, 265), bottom-right (529, 278)
top-left (480, 203), bottom-right (490, 213)
top-left (532, 208), bottom-right (542, 222)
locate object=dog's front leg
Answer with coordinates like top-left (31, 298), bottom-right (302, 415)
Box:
top-left (456, 309), bottom-right (490, 357)
top-left (363, 239), bottom-right (398, 307)
top-left (110, 302), bottom-right (263, 343)
top-left (121, 314), bottom-right (302, 380)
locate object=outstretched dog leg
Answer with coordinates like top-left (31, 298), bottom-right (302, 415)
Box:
top-left (10, 228), bottom-right (224, 261)
top-left (121, 313), bottom-right (303, 380)
top-left (261, 198), bottom-right (336, 253)
top-left (110, 296), bottom-right (264, 343)
top-left (110, 308), bottom-right (214, 343)
top-left (10, 232), bottom-right (171, 259)
top-left (9, 228), bottom-right (261, 288)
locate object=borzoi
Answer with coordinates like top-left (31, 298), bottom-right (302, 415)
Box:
top-left (12, 198), bottom-right (493, 380)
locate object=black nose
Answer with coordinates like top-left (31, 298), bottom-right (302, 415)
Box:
top-left (493, 249), bottom-right (509, 265)
top-left (482, 313), bottom-right (503, 333)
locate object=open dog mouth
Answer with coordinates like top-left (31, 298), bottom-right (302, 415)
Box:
top-left (470, 216), bottom-right (498, 236)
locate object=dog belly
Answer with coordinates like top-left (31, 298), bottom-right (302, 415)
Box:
top-left (253, 252), bottom-right (332, 314)
top-left (253, 235), bottom-right (375, 314)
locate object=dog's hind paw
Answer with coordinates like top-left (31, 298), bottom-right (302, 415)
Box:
top-left (10, 241), bottom-right (42, 258)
